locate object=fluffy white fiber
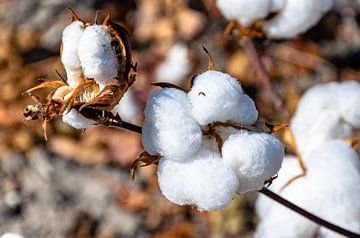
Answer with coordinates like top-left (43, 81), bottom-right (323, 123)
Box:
top-left (111, 89), bottom-right (140, 123)
top-left (264, 0), bottom-right (334, 39)
top-left (0, 234), bottom-right (24, 238)
top-left (155, 43), bottom-right (191, 85)
top-left (188, 70), bottom-right (258, 126)
top-left (78, 25), bottom-right (119, 89)
top-left (255, 141), bottom-right (360, 238)
top-left (337, 81), bottom-right (360, 127)
top-left (157, 149), bottom-right (239, 211)
top-left (222, 131), bottom-right (284, 193)
top-left (61, 21), bottom-right (85, 88)
top-left (62, 109), bottom-right (96, 129)
top-left (216, 0), bottom-right (272, 27)
top-left (143, 88), bottom-right (202, 160)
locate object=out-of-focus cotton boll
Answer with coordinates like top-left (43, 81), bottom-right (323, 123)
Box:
top-left (78, 25), bottom-right (119, 89)
top-left (270, 0), bottom-right (286, 12)
top-left (188, 70), bottom-right (258, 126)
top-left (61, 21), bottom-right (85, 88)
top-left (157, 149), bottom-right (239, 211)
top-left (155, 43), bottom-right (191, 85)
top-left (292, 109), bottom-right (353, 158)
top-left (222, 131), bottom-right (284, 193)
top-left (338, 81), bottom-right (360, 128)
top-left (111, 89), bottom-right (140, 123)
top-left (62, 109), bottom-right (96, 129)
top-left (256, 141), bottom-right (360, 237)
top-left (0, 234), bottom-right (24, 238)
top-left (264, 0), bottom-right (334, 39)
top-left (143, 88), bottom-right (202, 160)
top-left (216, 0), bottom-right (272, 27)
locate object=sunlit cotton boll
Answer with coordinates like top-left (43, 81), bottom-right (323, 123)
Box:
top-left (143, 88), bottom-right (202, 160)
top-left (264, 0), bottom-right (334, 39)
top-left (157, 149), bottom-right (239, 211)
top-left (62, 109), bottom-right (96, 129)
top-left (61, 20), bottom-right (85, 88)
top-left (222, 131), bottom-right (284, 193)
top-left (78, 25), bottom-right (119, 89)
top-left (155, 43), bottom-right (191, 85)
top-left (216, 0), bottom-right (272, 27)
top-left (188, 70), bottom-right (258, 126)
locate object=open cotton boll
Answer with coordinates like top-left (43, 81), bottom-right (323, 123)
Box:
top-left (188, 70), bottom-right (258, 126)
top-left (222, 131), bottom-right (284, 193)
top-left (62, 109), bottom-right (96, 129)
top-left (337, 81), bottom-right (360, 128)
top-left (111, 89), bottom-right (140, 123)
top-left (78, 25), bottom-right (119, 88)
top-left (61, 20), bottom-right (85, 88)
top-left (292, 109), bottom-right (353, 158)
top-left (143, 88), bottom-right (202, 160)
top-left (264, 0), bottom-right (334, 39)
top-left (216, 0), bottom-right (271, 27)
top-left (155, 43), bottom-right (191, 85)
top-left (157, 149), bottom-right (239, 211)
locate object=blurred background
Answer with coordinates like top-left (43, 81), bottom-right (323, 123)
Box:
top-left (0, 0), bottom-right (359, 237)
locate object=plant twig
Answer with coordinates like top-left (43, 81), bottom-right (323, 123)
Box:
top-left (241, 37), bottom-right (307, 174)
top-left (259, 188), bottom-right (360, 238)
top-left (109, 120), bottom-right (360, 237)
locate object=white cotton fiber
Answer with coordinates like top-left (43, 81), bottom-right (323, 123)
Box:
top-left (78, 25), bottom-right (119, 87)
top-left (255, 141), bottom-right (360, 237)
top-left (157, 149), bottom-right (239, 211)
top-left (216, 0), bottom-right (272, 27)
top-left (270, 0), bottom-right (286, 13)
top-left (111, 89), bottom-right (140, 123)
top-left (61, 21), bottom-right (85, 88)
top-left (188, 70), bottom-right (258, 126)
top-left (337, 81), bottom-right (360, 128)
top-left (292, 109), bottom-right (353, 158)
top-left (143, 88), bottom-right (202, 160)
top-left (264, 0), bottom-right (334, 39)
top-left (62, 109), bottom-right (96, 129)
top-left (0, 234), bottom-right (24, 238)
top-left (155, 43), bottom-right (191, 85)
top-left (222, 131), bottom-right (284, 193)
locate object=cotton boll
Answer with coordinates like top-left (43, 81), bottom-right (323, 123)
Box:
top-left (78, 25), bottom-right (119, 87)
top-left (111, 89), bottom-right (140, 123)
top-left (61, 21), bottom-right (85, 88)
top-left (292, 109), bottom-right (353, 158)
top-left (270, 0), bottom-right (286, 12)
top-left (141, 121), bottom-right (158, 156)
top-left (216, 0), bottom-right (272, 27)
top-left (0, 234), bottom-right (24, 238)
top-left (62, 109), bottom-right (96, 129)
top-left (157, 149), bottom-right (239, 211)
top-left (338, 81), bottom-right (360, 128)
top-left (155, 43), bottom-right (191, 85)
top-left (188, 70), bottom-right (258, 126)
top-left (143, 88), bottom-right (202, 160)
top-left (264, 0), bottom-right (334, 39)
top-left (222, 131), bottom-right (284, 193)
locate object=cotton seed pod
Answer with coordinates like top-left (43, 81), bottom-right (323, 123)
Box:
top-left (157, 148), bottom-right (239, 211)
top-left (78, 14), bottom-right (133, 90)
top-left (143, 88), bottom-right (202, 160)
top-left (188, 70), bottom-right (258, 126)
top-left (222, 131), bottom-right (284, 193)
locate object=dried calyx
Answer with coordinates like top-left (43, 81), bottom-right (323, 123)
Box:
top-left (23, 9), bottom-right (136, 137)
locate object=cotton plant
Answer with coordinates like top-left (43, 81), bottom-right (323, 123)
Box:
top-left (133, 54), bottom-right (285, 211)
top-left (23, 9), bottom-right (137, 136)
top-left (255, 81), bottom-right (360, 237)
top-left (216, 0), bottom-right (334, 39)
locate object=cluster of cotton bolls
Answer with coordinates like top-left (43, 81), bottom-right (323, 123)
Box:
top-left (216, 0), bottom-right (334, 38)
top-left (142, 70), bottom-right (285, 211)
top-left (56, 13), bottom-right (138, 129)
top-left (255, 81), bottom-right (360, 238)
